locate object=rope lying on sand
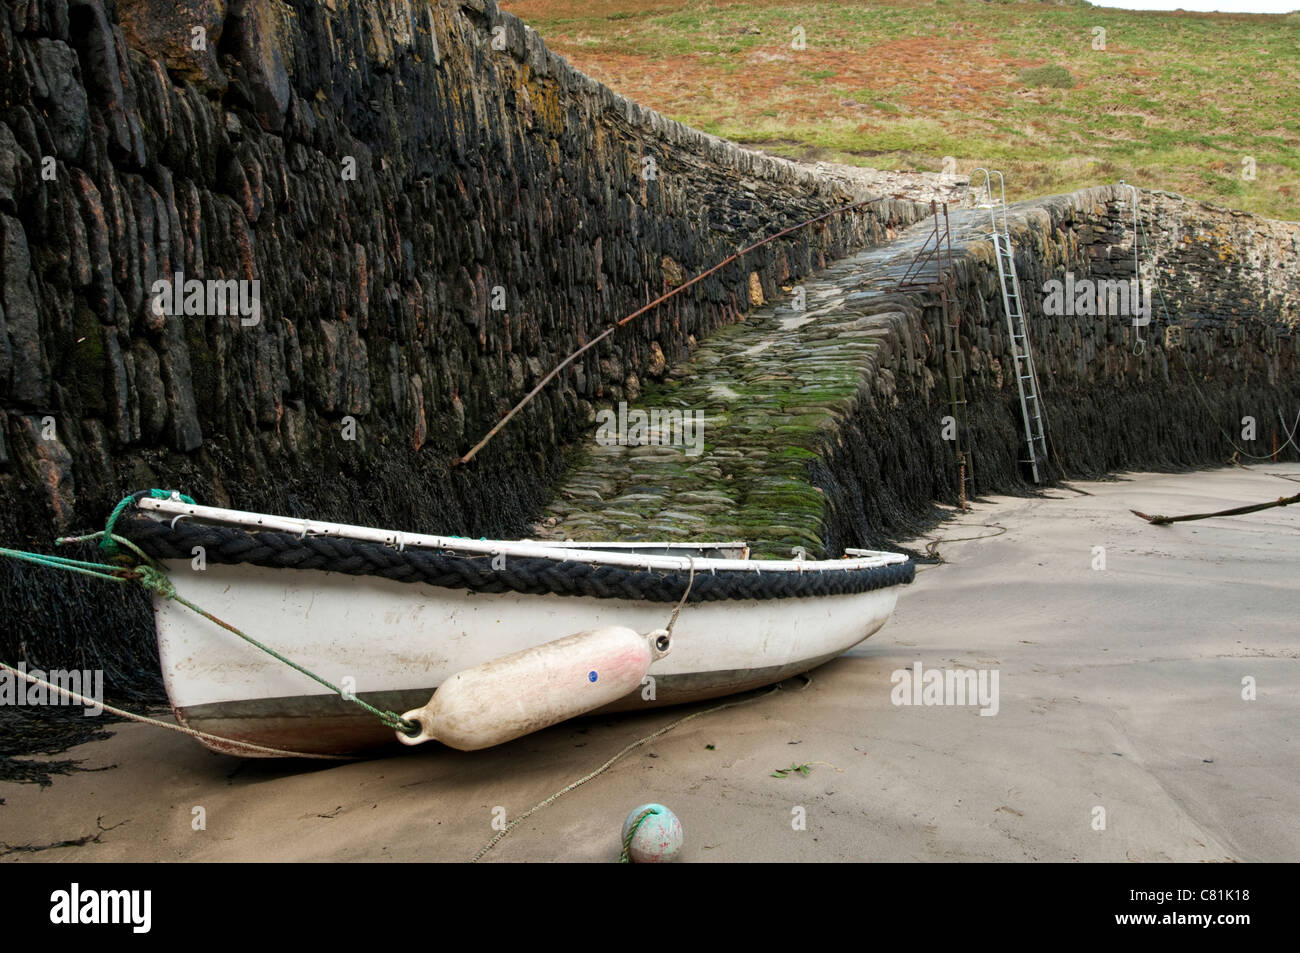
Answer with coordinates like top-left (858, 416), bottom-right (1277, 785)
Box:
top-left (0, 661), bottom-right (349, 760)
top-left (470, 676), bottom-right (811, 863)
top-left (1131, 492), bottom-right (1300, 526)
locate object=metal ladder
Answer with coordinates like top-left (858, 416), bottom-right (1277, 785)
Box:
top-left (971, 169), bottom-right (1048, 483)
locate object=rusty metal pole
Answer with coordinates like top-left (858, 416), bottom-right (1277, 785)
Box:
top-left (459, 196), bottom-right (887, 465)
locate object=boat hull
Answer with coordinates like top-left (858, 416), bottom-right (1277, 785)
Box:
top-left (153, 561), bottom-right (899, 756)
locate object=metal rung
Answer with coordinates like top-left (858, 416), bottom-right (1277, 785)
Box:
top-left (973, 167), bottom-right (1048, 485)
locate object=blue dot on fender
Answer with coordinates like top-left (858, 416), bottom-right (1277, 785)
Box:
top-left (588, 670), bottom-right (598, 682)
top-left (621, 803), bottom-right (684, 863)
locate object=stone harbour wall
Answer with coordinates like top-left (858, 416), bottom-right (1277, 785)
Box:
top-left (819, 185), bottom-right (1300, 553)
top-left (0, 0), bottom-right (924, 687)
top-left (0, 0), bottom-right (1296, 704)
top-left (0, 0), bottom-right (924, 548)
top-left (540, 185), bottom-right (1299, 557)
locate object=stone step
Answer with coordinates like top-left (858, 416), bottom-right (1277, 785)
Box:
top-left (532, 219), bottom-right (949, 556)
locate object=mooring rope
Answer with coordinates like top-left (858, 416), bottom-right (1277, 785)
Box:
top-left (99, 489), bottom-right (196, 555)
top-left (0, 545), bottom-right (142, 585)
top-left (1, 492), bottom-right (418, 737)
top-left (133, 566), bottom-right (416, 734)
top-left (0, 660), bottom-right (349, 760)
top-left (1131, 492), bottom-right (1300, 525)
top-left (469, 682), bottom-right (786, 863)
top-left (664, 559), bottom-right (696, 636)
top-left (919, 523), bottom-right (1009, 561)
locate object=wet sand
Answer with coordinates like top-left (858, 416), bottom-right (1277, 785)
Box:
top-left (2, 464), bottom-right (1297, 862)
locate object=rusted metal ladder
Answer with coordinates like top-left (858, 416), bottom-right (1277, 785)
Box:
top-left (971, 169), bottom-right (1048, 483)
top-left (895, 200), bottom-right (974, 505)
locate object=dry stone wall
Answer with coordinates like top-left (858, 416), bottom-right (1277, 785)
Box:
top-left (540, 185), bottom-right (1299, 557)
top-left (0, 0), bottom-right (922, 687)
top-left (821, 185), bottom-right (1300, 552)
top-left (0, 0), bottom-right (1295, 703)
top-left (0, 0), bottom-right (922, 551)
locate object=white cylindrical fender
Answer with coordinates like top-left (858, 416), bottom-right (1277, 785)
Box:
top-left (397, 626), bottom-right (671, 751)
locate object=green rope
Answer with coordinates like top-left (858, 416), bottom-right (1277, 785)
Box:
top-left (57, 530), bottom-right (157, 567)
top-left (133, 567), bottom-right (414, 733)
top-left (99, 489), bottom-right (196, 555)
top-left (1, 517), bottom-right (417, 736)
top-left (619, 808), bottom-right (659, 863)
top-left (0, 546), bottom-right (136, 584)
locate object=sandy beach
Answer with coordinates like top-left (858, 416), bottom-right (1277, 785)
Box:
top-left (2, 463), bottom-right (1296, 863)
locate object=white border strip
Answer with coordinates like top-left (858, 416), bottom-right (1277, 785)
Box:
top-left (137, 497), bottom-right (908, 574)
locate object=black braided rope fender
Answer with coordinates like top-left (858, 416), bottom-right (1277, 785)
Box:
top-left (117, 514), bottom-right (914, 604)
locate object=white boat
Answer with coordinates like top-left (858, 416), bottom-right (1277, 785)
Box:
top-left (116, 494), bottom-right (914, 756)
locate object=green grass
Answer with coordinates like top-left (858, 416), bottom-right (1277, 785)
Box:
top-left (1017, 65), bottom-right (1075, 88)
top-left (500, 0), bottom-right (1300, 220)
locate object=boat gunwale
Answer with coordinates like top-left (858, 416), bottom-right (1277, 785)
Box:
top-left (137, 497), bottom-right (909, 574)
